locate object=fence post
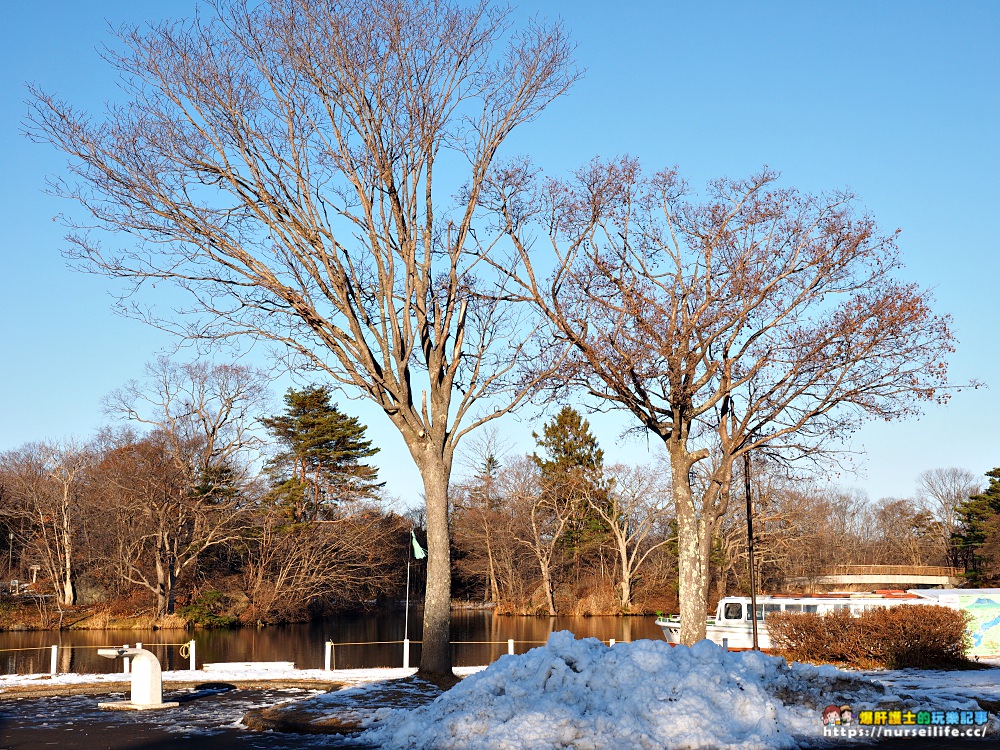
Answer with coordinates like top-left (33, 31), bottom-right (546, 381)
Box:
top-left (722, 638), bottom-right (728, 650)
top-left (189, 639), bottom-right (196, 670)
top-left (324, 640), bottom-right (334, 671)
top-left (50, 645), bottom-right (58, 675)
top-left (508, 638), bottom-right (514, 656)
top-left (403, 638), bottom-right (410, 669)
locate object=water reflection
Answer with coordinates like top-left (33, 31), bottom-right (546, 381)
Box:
top-left (0, 610), bottom-right (664, 675)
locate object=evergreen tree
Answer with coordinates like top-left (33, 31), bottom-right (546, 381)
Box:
top-left (532, 406), bottom-right (609, 556)
top-left (262, 386), bottom-right (381, 521)
top-left (533, 407), bottom-right (604, 481)
top-left (954, 468), bottom-right (1000, 583)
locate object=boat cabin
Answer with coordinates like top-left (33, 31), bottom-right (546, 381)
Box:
top-left (714, 592), bottom-right (927, 623)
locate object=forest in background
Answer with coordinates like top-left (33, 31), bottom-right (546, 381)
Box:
top-left (2, 356), bottom-right (999, 630)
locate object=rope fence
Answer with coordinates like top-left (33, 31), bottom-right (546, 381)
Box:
top-left (0, 636), bottom-right (624, 676)
top-left (0, 639), bottom-right (197, 676)
top-left (321, 637), bottom-right (617, 671)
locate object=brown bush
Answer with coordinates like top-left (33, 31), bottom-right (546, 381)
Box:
top-left (768, 604), bottom-right (970, 669)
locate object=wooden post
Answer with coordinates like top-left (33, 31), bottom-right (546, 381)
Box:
top-left (49, 645), bottom-right (58, 675)
top-left (324, 640), bottom-right (334, 671)
top-left (403, 638), bottom-right (410, 669)
top-left (508, 638), bottom-right (514, 655)
top-left (189, 639), bottom-right (196, 671)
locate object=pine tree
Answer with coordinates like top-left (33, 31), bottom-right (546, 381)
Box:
top-left (532, 406), bottom-right (609, 556)
top-left (954, 468), bottom-right (1000, 583)
top-left (262, 386), bottom-right (381, 521)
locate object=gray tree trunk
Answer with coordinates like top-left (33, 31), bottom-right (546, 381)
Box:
top-left (419, 454), bottom-right (453, 675)
top-left (60, 514), bottom-right (75, 606)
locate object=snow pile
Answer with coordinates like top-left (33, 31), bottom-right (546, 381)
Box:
top-left (361, 632), bottom-right (885, 750)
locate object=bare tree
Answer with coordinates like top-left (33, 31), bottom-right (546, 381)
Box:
top-left (0, 441), bottom-right (92, 607)
top-left (27, 0), bottom-right (577, 675)
top-left (591, 463), bottom-right (672, 612)
top-left (863, 497), bottom-right (946, 566)
top-left (451, 428), bottom-right (511, 604)
top-left (491, 162), bottom-right (959, 643)
top-left (502, 455), bottom-right (580, 615)
top-left (917, 467), bottom-right (981, 562)
top-left (241, 501), bottom-right (404, 624)
top-left (100, 359), bottom-right (267, 616)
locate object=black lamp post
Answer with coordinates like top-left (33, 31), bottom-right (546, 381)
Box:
top-left (743, 447), bottom-right (759, 651)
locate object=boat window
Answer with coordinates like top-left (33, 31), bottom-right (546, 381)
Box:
top-left (763, 603), bottom-right (781, 619)
top-left (724, 603), bottom-right (743, 620)
top-left (834, 603), bottom-right (851, 611)
top-left (803, 605), bottom-right (818, 613)
top-left (784, 604), bottom-right (803, 613)
top-left (751, 604), bottom-right (765, 621)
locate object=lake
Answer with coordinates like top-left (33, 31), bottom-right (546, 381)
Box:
top-left (0, 609), bottom-right (665, 675)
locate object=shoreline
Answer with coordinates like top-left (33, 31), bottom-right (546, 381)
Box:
top-left (0, 602), bottom-right (662, 634)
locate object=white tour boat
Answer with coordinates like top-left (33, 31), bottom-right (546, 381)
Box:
top-left (655, 588), bottom-right (1000, 657)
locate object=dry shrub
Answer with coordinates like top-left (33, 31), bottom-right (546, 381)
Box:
top-left (565, 588), bottom-right (617, 616)
top-left (768, 604), bottom-right (970, 669)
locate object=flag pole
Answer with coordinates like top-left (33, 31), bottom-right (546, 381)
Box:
top-left (404, 535), bottom-right (412, 641)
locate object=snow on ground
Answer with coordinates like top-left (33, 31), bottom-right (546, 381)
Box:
top-left (864, 661), bottom-right (1000, 708)
top-left (0, 664), bottom-right (485, 694)
top-left (359, 632), bottom-right (999, 750)
top-left (2, 636), bottom-right (998, 749)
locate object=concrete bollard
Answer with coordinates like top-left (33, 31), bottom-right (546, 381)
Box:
top-left (126, 643), bottom-right (141, 674)
top-left (508, 638), bottom-right (514, 655)
top-left (97, 647), bottom-right (179, 710)
top-left (50, 645), bottom-right (58, 676)
top-left (403, 638), bottom-right (410, 669)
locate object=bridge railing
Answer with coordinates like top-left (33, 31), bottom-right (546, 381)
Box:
top-left (822, 564), bottom-right (960, 577)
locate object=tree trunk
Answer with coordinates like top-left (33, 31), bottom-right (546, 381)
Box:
top-left (154, 549), bottom-right (175, 617)
top-left (485, 534), bottom-right (500, 604)
top-left (60, 512), bottom-right (76, 606)
top-left (418, 454), bottom-right (453, 676)
top-left (539, 560), bottom-right (556, 616)
top-left (676, 500), bottom-right (708, 644)
top-left (619, 577), bottom-right (632, 612)
top-left (616, 537), bottom-right (632, 612)
top-left (670, 443), bottom-right (731, 645)
top-left (715, 566), bottom-right (728, 603)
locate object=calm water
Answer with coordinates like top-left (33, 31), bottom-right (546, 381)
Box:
top-left (0, 610), bottom-right (665, 676)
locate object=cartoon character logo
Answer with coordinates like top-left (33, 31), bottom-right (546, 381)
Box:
top-left (840, 705), bottom-right (853, 725)
top-left (822, 705), bottom-right (842, 725)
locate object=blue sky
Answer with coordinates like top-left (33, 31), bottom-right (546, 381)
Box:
top-left (2, 1), bottom-right (997, 506)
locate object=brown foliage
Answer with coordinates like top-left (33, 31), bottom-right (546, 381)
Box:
top-left (491, 160), bottom-right (960, 644)
top-left (240, 507), bottom-right (405, 624)
top-left (768, 605), bottom-right (970, 669)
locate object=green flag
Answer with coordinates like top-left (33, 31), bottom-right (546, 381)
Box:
top-left (411, 529), bottom-right (426, 560)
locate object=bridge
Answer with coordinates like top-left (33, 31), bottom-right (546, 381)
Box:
top-left (788, 565), bottom-right (962, 589)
